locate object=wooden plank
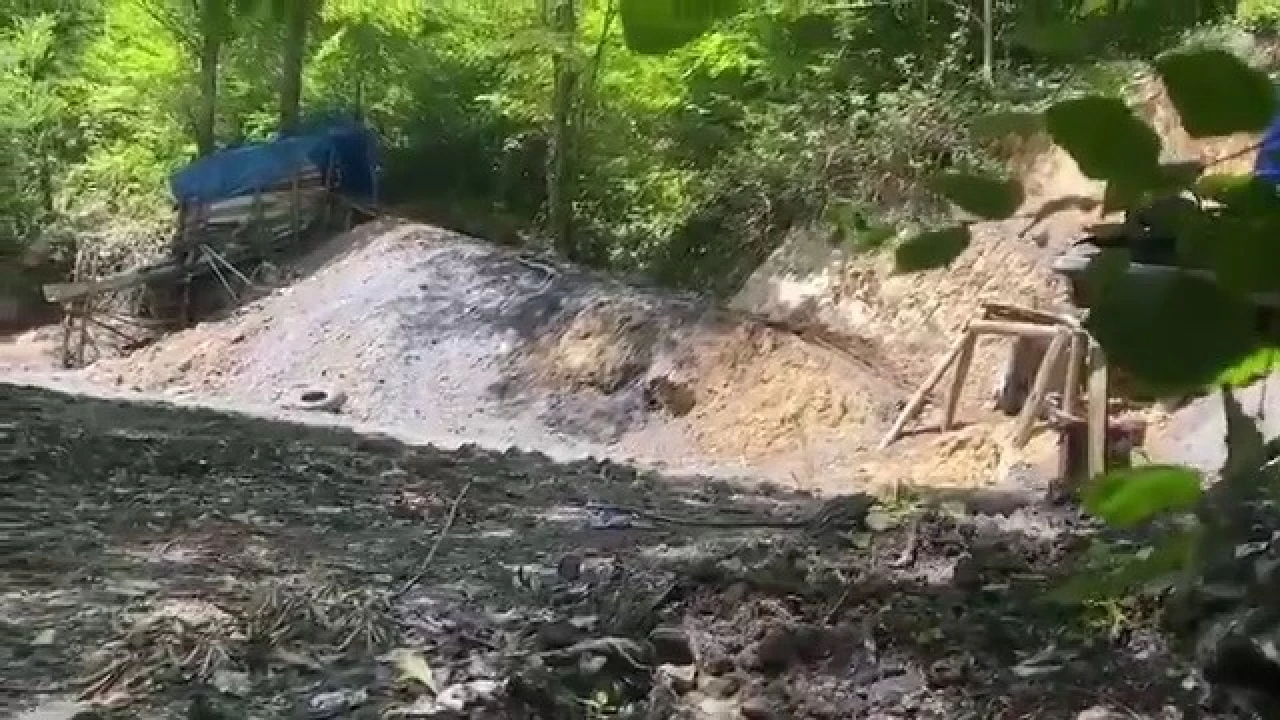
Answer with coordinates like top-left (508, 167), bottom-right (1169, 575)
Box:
top-left (1012, 329), bottom-right (1068, 448)
top-left (1062, 330), bottom-right (1086, 418)
top-left (941, 330), bottom-right (976, 432)
top-left (1087, 341), bottom-right (1110, 478)
top-left (982, 302), bottom-right (1078, 328)
top-left (879, 330), bottom-right (970, 450)
top-left (970, 319), bottom-right (1064, 339)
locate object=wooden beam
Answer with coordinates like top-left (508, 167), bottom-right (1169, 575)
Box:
top-left (941, 330), bottom-right (977, 432)
top-left (879, 330), bottom-right (970, 450)
top-left (970, 319), bottom-right (1064, 339)
top-left (43, 260), bottom-right (182, 304)
top-left (1012, 329), bottom-right (1068, 448)
top-left (1087, 341), bottom-right (1110, 478)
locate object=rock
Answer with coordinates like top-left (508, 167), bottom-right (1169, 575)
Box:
top-left (557, 553), bottom-right (583, 582)
top-left (864, 669), bottom-right (926, 707)
top-left (657, 663), bottom-right (698, 694)
top-left (750, 623), bottom-right (818, 672)
top-left (951, 553), bottom-right (982, 591)
top-left (211, 669), bottom-right (251, 696)
top-left (927, 656), bottom-right (969, 687)
top-left (1076, 707), bottom-right (1128, 720)
top-left (534, 620), bottom-right (583, 650)
top-left (702, 647), bottom-right (734, 676)
top-left (698, 674), bottom-right (741, 699)
top-left (30, 628), bottom-right (55, 646)
top-left (436, 679), bottom-right (503, 712)
top-left (649, 625), bottom-right (695, 665)
top-left (740, 697), bottom-right (781, 720)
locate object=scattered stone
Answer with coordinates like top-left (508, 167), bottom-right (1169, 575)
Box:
top-left (740, 696), bottom-right (781, 720)
top-left (698, 673), bottom-right (741, 699)
top-left (649, 625), bottom-right (695, 665)
top-left (30, 628), bottom-right (55, 646)
top-left (657, 663), bottom-right (698, 694)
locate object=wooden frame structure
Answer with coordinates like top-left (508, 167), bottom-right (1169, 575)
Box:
top-left (43, 159), bottom-right (354, 368)
top-left (879, 302), bottom-right (1111, 479)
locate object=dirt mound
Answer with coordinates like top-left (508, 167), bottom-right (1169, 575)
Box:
top-left (89, 218), bottom-right (909, 480)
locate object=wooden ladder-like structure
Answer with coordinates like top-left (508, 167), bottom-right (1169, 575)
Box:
top-left (879, 302), bottom-right (1110, 479)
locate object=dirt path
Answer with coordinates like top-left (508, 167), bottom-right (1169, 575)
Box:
top-left (2, 382), bottom-right (1209, 720)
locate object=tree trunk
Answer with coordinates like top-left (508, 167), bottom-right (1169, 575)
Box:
top-left (195, 4), bottom-right (222, 157)
top-left (546, 0), bottom-right (578, 259)
top-left (279, 0), bottom-right (309, 135)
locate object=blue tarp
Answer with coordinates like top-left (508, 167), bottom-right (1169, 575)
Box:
top-left (1254, 112), bottom-right (1280, 186)
top-left (169, 120), bottom-right (377, 205)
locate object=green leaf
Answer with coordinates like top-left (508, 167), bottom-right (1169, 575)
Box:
top-left (971, 111), bottom-right (1044, 141)
top-left (894, 226), bottom-right (971, 273)
top-left (1155, 49), bottom-right (1276, 138)
top-left (618, 0), bottom-right (740, 55)
top-left (1082, 465), bottom-right (1203, 527)
top-left (1045, 96), bottom-right (1160, 184)
top-left (931, 173), bottom-right (1024, 220)
top-left (1085, 272), bottom-right (1257, 393)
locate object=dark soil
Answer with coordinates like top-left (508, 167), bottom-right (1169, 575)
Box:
top-left (1, 383), bottom-right (1209, 719)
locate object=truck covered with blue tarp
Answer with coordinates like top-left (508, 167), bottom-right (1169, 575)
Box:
top-left (170, 120), bottom-right (378, 206)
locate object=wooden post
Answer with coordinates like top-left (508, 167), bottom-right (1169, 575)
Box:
top-left (1087, 341), bottom-right (1110, 478)
top-left (1063, 330), bottom-right (1086, 418)
top-left (942, 330), bottom-right (977, 432)
top-left (880, 331), bottom-right (970, 450)
top-left (1012, 329), bottom-right (1068, 448)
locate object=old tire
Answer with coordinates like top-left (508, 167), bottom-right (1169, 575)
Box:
top-left (292, 387), bottom-right (346, 413)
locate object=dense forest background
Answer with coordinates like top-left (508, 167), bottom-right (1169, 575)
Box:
top-left (1, 0), bottom-right (1275, 296)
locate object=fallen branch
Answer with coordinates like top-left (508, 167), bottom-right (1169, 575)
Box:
top-left (395, 481), bottom-right (472, 598)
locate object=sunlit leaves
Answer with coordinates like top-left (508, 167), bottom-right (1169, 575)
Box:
top-left (1082, 465), bottom-right (1203, 528)
top-left (931, 173), bottom-right (1023, 220)
top-left (1085, 272), bottom-right (1256, 393)
top-left (894, 226), bottom-right (970, 273)
top-left (618, 0), bottom-right (740, 55)
top-left (1155, 49), bottom-right (1276, 138)
top-left (1045, 96), bottom-right (1160, 183)
top-left (1216, 346), bottom-right (1280, 388)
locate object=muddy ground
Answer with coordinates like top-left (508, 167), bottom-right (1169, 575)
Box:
top-left (1, 383), bottom-right (1213, 719)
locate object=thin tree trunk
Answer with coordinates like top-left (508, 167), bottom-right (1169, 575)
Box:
top-left (981, 0), bottom-right (993, 85)
top-left (279, 0), bottom-right (308, 134)
top-left (546, 0), bottom-right (578, 259)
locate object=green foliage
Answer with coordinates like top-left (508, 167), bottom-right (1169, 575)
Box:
top-left (1082, 465), bottom-right (1203, 528)
top-left (1154, 49), bottom-right (1275, 138)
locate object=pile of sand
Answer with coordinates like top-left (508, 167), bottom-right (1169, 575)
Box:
top-left (87, 219), bottom-right (909, 480)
